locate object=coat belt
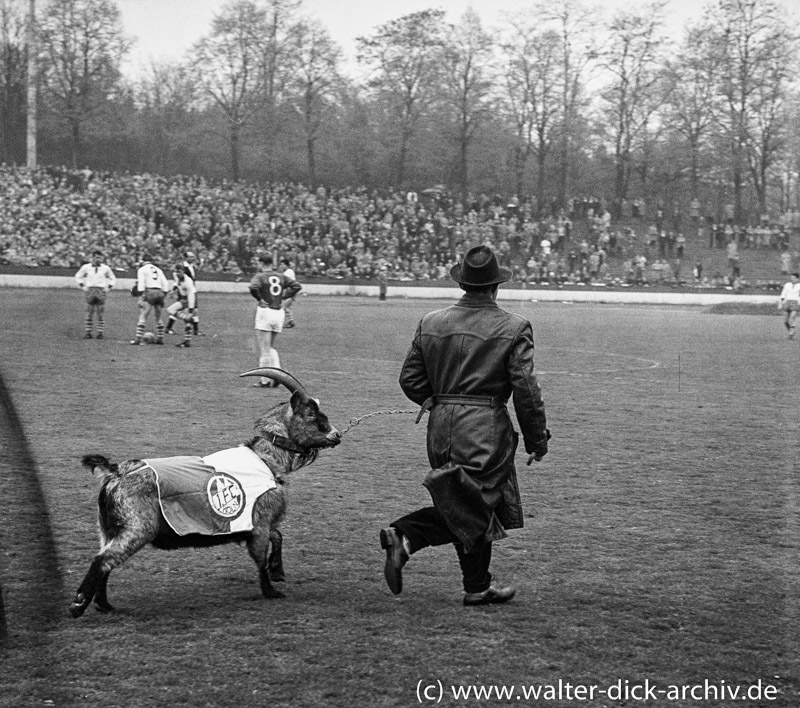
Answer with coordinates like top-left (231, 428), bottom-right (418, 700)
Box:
top-left (434, 394), bottom-right (501, 406)
top-left (416, 394), bottom-right (503, 423)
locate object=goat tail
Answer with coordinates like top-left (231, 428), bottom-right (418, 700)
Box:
top-left (81, 454), bottom-right (120, 481)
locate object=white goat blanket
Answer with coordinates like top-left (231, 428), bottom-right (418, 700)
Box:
top-left (144, 446), bottom-right (277, 536)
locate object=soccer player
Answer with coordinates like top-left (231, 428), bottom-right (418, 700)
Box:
top-left (130, 255), bottom-right (170, 345)
top-left (74, 250), bottom-right (116, 339)
top-left (182, 251), bottom-right (202, 336)
top-left (280, 258), bottom-right (298, 328)
top-left (165, 263), bottom-right (197, 347)
top-left (248, 254), bottom-right (302, 387)
top-left (778, 272), bottom-right (800, 339)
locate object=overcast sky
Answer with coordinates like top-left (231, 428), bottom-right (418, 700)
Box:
top-left (115, 0), bottom-right (796, 79)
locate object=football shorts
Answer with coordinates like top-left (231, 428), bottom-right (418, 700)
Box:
top-left (254, 305), bottom-right (285, 333)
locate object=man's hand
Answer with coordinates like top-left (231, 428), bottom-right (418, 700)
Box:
top-left (526, 429), bottom-right (551, 465)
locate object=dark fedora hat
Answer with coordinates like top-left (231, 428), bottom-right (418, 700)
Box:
top-left (450, 244), bottom-right (512, 286)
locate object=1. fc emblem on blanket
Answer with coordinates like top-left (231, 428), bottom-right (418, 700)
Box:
top-left (144, 447), bottom-right (277, 536)
top-left (207, 473), bottom-right (246, 520)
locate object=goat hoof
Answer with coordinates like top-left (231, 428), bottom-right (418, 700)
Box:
top-left (69, 597), bottom-right (88, 618)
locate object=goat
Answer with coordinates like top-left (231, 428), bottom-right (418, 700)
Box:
top-left (69, 368), bottom-right (341, 618)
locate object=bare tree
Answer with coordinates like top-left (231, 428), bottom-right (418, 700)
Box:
top-left (135, 61), bottom-right (201, 174)
top-left (710, 0), bottom-right (797, 220)
top-left (440, 8), bottom-right (495, 205)
top-left (664, 26), bottom-right (724, 200)
top-left (190, 0), bottom-right (270, 182)
top-left (747, 57), bottom-right (793, 216)
top-left (778, 92), bottom-right (800, 213)
top-left (257, 0), bottom-right (303, 176)
top-left (0, 0), bottom-right (27, 163)
top-left (538, 0), bottom-right (599, 212)
top-left (37, 0), bottom-right (130, 167)
top-left (289, 18), bottom-right (341, 189)
top-left (598, 2), bottom-right (670, 213)
top-left (357, 9), bottom-right (447, 187)
top-left (263, 0), bottom-right (302, 97)
top-left (499, 22), bottom-right (562, 210)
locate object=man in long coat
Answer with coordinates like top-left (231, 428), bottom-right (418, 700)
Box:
top-left (380, 244), bottom-right (550, 605)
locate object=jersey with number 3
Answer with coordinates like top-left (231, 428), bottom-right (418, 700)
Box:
top-left (249, 270), bottom-right (301, 310)
top-left (137, 263), bottom-right (168, 292)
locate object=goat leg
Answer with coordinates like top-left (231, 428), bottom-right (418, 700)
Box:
top-left (70, 556), bottom-right (106, 618)
top-left (93, 571), bottom-right (115, 613)
top-left (71, 527), bottom-right (149, 618)
top-left (267, 528), bottom-right (285, 582)
top-left (247, 528), bottom-right (285, 599)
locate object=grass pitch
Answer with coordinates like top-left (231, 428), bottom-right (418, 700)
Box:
top-left (0, 289), bottom-right (798, 707)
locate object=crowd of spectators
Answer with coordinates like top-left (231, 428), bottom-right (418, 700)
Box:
top-left (0, 165), bottom-right (796, 289)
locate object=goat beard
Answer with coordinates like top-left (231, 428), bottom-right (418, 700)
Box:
top-left (283, 447), bottom-right (319, 473)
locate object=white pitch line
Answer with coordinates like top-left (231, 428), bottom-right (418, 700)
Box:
top-left (537, 348), bottom-right (662, 375)
top-left (294, 348), bottom-right (662, 377)
top-left (57, 338), bottom-right (663, 377)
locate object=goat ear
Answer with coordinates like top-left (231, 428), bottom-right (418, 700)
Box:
top-left (289, 391), bottom-right (302, 411)
top-left (290, 390), bottom-right (313, 411)
top-left (290, 391), bottom-right (319, 412)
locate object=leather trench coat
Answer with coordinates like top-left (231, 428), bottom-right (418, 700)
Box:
top-left (399, 292), bottom-right (548, 551)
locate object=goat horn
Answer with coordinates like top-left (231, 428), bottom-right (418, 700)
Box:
top-left (239, 368), bottom-right (310, 400)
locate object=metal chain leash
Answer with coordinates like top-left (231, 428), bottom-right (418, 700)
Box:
top-left (340, 409), bottom-right (419, 435)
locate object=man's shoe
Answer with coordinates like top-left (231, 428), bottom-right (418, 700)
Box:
top-left (84, 332), bottom-right (93, 339)
top-left (164, 330), bottom-right (175, 335)
top-left (463, 584), bottom-right (516, 606)
top-left (176, 340), bottom-right (191, 348)
top-left (129, 339), bottom-right (141, 345)
top-left (380, 527), bottom-right (408, 595)
top-left (96, 333), bottom-right (104, 340)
